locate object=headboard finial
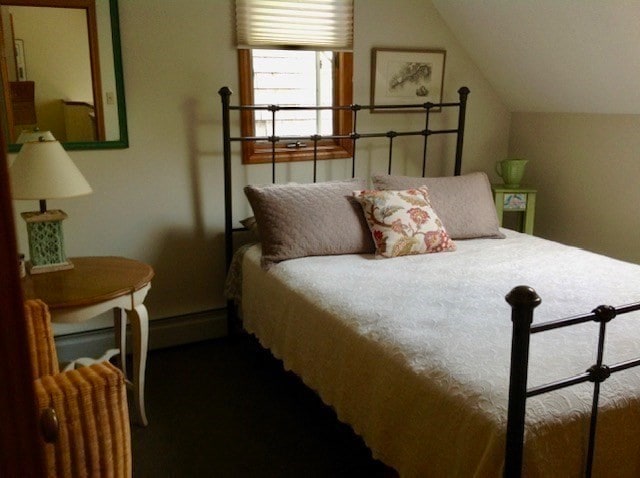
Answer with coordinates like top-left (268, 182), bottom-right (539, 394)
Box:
top-left (458, 86), bottom-right (470, 98)
top-left (218, 86), bottom-right (233, 98)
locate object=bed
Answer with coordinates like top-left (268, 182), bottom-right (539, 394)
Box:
top-left (219, 86), bottom-right (640, 477)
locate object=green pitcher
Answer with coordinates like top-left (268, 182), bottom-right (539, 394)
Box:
top-left (495, 159), bottom-right (528, 188)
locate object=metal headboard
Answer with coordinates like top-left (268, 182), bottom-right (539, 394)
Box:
top-left (219, 85), bottom-right (470, 276)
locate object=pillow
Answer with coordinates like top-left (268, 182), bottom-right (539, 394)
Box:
top-left (372, 172), bottom-right (505, 239)
top-left (237, 216), bottom-right (261, 244)
top-left (353, 187), bottom-right (456, 258)
top-left (240, 216), bottom-right (260, 239)
top-left (244, 179), bottom-right (375, 268)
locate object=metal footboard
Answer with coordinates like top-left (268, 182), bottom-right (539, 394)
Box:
top-left (504, 285), bottom-right (640, 477)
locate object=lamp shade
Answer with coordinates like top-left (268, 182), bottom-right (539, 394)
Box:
top-left (8, 130), bottom-right (57, 168)
top-left (10, 139), bottom-right (92, 200)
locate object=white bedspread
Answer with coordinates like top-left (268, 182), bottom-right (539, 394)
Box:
top-left (240, 229), bottom-right (640, 477)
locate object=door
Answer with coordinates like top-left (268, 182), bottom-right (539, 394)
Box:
top-left (0, 109), bottom-right (45, 474)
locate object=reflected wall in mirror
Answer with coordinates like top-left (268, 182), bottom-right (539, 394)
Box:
top-left (0, 0), bottom-right (128, 151)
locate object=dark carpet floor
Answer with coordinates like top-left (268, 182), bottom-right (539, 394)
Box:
top-left (131, 334), bottom-right (395, 477)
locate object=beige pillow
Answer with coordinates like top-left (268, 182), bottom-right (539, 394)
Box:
top-left (372, 172), bottom-right (504, 239)
top-left (353, 187), bottom-right (456, 258)
top-left (244, 179), bottom-right (375, 268)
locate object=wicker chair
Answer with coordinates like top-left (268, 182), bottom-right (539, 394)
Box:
top-left (25, 299), bottom-right (132, 477)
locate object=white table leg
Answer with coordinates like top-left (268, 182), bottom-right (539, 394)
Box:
top-left (113, 308), bottom-right (127, 380)
top-left (127, 303), bottom-right (149, 426)
top-left (62, 349), bottom-right (120, 371)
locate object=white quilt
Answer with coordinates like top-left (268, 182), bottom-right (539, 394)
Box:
top-left (240, 229), bottom-right (640, 477)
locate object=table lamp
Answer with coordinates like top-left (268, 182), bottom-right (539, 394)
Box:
top-left (15, 128), bottom-right (55, 144)
top-left (9, 135), bottom-right (92, 274)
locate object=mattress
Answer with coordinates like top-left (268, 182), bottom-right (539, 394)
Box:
top-left (239, 229), bottom-right (640, 477)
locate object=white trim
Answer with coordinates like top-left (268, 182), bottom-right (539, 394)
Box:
top-left (55, 309), bottom-right (228, 363)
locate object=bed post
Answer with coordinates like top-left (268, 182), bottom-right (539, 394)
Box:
top-left (454, 87), bottom-right (470, 176)
top-left (218, 86), bottom-right (236, 333)
top-left (504, 285), bottom-right (541, 478)
top-left (219, 87), bottom-right (233, 270)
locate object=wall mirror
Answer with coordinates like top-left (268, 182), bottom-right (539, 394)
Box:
top-left (0, 0), bottom-right (127, 152)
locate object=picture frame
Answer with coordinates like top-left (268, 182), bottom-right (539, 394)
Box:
top-left (371, 48), bottom-right (446, 113)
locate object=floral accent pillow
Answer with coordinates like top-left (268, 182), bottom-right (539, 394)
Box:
top-left (353, 187), bottom-right (456, 258)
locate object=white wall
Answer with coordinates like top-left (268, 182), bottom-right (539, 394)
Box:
top-left (10, 0), bottom-right (509, 336)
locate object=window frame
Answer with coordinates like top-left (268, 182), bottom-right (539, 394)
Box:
top-left (238, 49), bottom-right (353, 165)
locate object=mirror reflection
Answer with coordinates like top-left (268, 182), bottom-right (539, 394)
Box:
top-left (0, 0), bottom-right (128, 151)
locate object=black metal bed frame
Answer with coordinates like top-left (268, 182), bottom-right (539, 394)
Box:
top-left (505, 286), bottom-right (640, 477)
top-left (218, 85), bottom-right (640, 476)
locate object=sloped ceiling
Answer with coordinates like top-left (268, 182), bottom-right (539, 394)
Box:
top-left (431, 0), bottom-right (640, 114)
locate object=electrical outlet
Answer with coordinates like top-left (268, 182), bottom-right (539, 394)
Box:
top-left (106, 92), bottom-right (115, 105)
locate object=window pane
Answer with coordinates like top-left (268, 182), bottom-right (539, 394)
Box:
top-left (251, 49), bottom-right (333, 138)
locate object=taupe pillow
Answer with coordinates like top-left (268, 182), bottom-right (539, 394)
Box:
top-left (372, 172), bottom-right (505, 239)
top-left (244, 179), bottom-right (375, 268)
top-left (240, 216), bottom-right (260, 241)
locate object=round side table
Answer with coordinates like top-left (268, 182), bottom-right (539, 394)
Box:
top-left (22, 256), bottom-right (154, 426)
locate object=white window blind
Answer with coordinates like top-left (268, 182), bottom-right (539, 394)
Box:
top-left (235, 0), bottom-right (353, 51)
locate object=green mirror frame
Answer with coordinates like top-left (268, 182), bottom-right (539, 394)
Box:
top-left (7, 0), bottom-right (128, 152)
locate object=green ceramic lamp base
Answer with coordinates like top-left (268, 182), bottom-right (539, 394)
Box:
top-left (22, 209), bottom-right (74, 274)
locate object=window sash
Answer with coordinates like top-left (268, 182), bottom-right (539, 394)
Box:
top-left (238, 49), bottom-right (353, 164)
top-left (235, 0), bottom-right (354, 51)
top-left (252, 50), bottom-right (334, 137)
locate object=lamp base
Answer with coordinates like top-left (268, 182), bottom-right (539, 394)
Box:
top-left (28, 260), bottom-right (74, 275)
top-left (22, 209), bottom-right (74, 274)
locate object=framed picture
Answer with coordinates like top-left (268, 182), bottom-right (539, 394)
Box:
top-left (371, 48), bottom-right (446, 113)
top-left (503, 193), bottom-right (528, 211)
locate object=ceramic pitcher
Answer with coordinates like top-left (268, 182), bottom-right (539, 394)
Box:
top-left (496, 159), bottom-right (528, 188)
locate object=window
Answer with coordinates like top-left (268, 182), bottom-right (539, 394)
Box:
top-left (252, 50), bottom-right (333, 138)
top-left (234, 0), bottom-right (354, 164)
top-left (238, 49), bottom-right (353, 164)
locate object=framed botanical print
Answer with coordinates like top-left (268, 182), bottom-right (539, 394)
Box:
top-left (371, 48), bottom-right (446, 112)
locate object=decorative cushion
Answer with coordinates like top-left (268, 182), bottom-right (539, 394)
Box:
top-left (353, 187), bottom-right (456, 258)
top-left (240, 216), bottom-right (258, 232)
top-left (244, 179), bottom-right (375, 268)
top-left (372, 172), bottom-right (505, 239)
top-left (240, 216), bottom-right (260, 241)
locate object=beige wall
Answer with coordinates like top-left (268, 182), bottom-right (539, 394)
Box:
top-left (355, 0), bottom-right (510, 178)
top-left (509, 113), bottom-right (640, 264)
top-left (10, 0), bottom-right (509, 335)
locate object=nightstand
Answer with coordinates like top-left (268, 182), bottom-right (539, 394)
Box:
top-left (492, 185), bottom-right (537, 234)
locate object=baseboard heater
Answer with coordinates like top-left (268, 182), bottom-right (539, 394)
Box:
top-left (54, 308), bottom-right (227, 364)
